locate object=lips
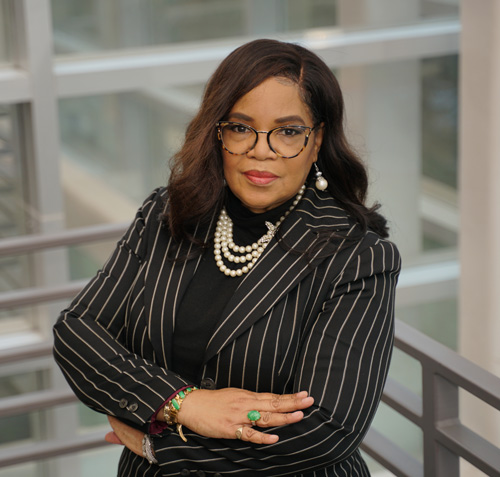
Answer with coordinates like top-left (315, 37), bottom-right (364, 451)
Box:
top-left (243, 170), bottom-right (278, 185)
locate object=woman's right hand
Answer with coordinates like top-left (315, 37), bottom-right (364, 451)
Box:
top-left (175, 388), bottom-right (314, 444)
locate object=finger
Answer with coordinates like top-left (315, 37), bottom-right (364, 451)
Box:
top-left (252, 410), bottom-right (305, 428)
top-left (258, 390), bottom-right (309, 401)
top-left (105, 431), bottom-right (124, 445)
top-left (255, 394), bottom-right (314, 413)
top-left (239, 426), bottom-right (279, 445)
top-left (106, 415), bottom-right (145, 457)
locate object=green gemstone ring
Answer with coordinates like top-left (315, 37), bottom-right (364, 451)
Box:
top-left (247, 410), bottom-right (261, 425)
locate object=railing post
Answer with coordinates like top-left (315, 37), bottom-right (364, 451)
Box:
top-left (434, 373), bottom-right (460, 475)
top-left (422, 365), bottom-right (460, 476)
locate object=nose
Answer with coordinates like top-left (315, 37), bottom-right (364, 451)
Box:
top-left (247, 131), bottom-right (277, 160)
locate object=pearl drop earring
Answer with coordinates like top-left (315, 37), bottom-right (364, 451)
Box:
top-left (314, 163), bottom-right (328, 190)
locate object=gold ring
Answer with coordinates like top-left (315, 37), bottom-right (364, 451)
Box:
top-left (235, 426), bottom-right (244, 440)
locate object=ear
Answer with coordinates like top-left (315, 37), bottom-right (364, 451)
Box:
top-left (313, 123), bottom-right (324, 154)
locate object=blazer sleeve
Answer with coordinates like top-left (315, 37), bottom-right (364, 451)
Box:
top-left (53, 189), bottom-right (191, 431)
top-left (151, 234), bottom-right (401, 476)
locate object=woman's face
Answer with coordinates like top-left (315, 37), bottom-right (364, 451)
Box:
top-left (222, 77), bottom-right (323, 214)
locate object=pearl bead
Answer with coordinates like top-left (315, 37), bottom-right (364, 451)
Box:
top-left (315, 176), bottom-right (328, 191)
top-left (213, 184), bottom-right (306, 277)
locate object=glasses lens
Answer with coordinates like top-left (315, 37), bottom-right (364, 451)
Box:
top-left (218, 123), bottom-right (309, 157)
top-left (269, 127), bottom-right (307, 157)
top-left (220, 123), bottom-right (256, 155)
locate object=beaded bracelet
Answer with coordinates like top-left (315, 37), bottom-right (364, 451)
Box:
top-left (164, 386), bottom-right (198, 442)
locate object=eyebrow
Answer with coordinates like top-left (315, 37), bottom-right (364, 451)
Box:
top-left (228, 112), bottom-right (307, 125)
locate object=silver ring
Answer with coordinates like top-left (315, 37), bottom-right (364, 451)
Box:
top-left (235, 426), bottom-right (244, 440)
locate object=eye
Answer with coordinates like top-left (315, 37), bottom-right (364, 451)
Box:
top-left (227, 123), bottom-right (252, 134)
top-left (277, 127), bottom-right (305, 137)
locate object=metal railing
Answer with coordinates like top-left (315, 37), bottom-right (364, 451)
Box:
top-left (361, 320), bottom-right (500, 477)
top-left (1, 225), bottom-right (500, 475)
top-left (0, 222), bottom-right (127, 308)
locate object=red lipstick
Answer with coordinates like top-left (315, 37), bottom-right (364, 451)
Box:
top-left (243, 170), bottom-right (278, 185)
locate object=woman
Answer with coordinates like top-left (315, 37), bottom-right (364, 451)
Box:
top-left (53, 39), bottom-right (400, 476)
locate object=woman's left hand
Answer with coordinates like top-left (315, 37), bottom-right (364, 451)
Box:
top-left (105, 415), bottom-right (144, 457)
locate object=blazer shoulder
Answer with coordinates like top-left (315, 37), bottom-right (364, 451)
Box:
top-left (296, 186), bottom-right (353, 232)
top-left (337, 231), bottom-right (401, 285)
top-left (302, 190), bottom-right (400, 271)
top-left (120, 187), bottom-right (170, 260)
top-left (360, 231), bottom-right (401, 270)
top-left (137, 187), bottom-right (169, 225)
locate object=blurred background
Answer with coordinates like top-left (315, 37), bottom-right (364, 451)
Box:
top-left (1, 0), bottom-right (498, 476)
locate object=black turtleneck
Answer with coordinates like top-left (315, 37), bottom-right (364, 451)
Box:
top-left (171, 189), bottom-right (297, 384)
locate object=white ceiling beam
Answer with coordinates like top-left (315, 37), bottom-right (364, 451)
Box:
top-left (52, 19), bottom-right (460, 99)
top-left (0, 68), bottom-right (30, 103)
top-left (0, 19), bottom-right (460, 101)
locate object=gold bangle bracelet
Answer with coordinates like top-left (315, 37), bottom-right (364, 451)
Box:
top-left (163, 387), bottom-right (198, 439)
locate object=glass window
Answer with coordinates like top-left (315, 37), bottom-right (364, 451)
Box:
top-left (0, 370), bottom-right (46, 446)
top-left (338, 0), bottom-right (459, 29)
top-left (0, 104), bottom-right (60, 340)
top-left (51, 0), bottom-right (460, 56)
top-left (0, 0), bottom-right (13, 65)
top-left (59, 87), bottom-right (202, 226)
top-left (0, 104), bottom-right (31, 304)
top-left (51, 0), bottom-right (338, 55)
top-left (59, 87), bottom-right (202, 282)
top-left (0, 364), bottom-right (53, 477)
top-left (339, 54), bottom-right (458, 266)
top-left (422, 55), bottom-right (458, 190)
top-left (397, 298), bottom-right (458, 350)
top-left (421, 55), bottom-right (458, 256)
top-left (0, 105), bottom-right (27, 240)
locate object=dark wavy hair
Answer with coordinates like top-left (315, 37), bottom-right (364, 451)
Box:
top-left (165, 39), bottom-right (388, 242)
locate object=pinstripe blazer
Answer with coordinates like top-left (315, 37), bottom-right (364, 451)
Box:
top-left (53, 184), bottom-right (400, 477)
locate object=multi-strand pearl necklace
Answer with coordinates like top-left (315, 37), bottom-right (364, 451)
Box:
top-left (214, 185), bottom-right (306, 277)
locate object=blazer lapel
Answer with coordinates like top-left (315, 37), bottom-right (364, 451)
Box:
top-left (203, 186), bottom-right (353, 363)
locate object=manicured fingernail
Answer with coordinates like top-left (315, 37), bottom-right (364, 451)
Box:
top-left (296, 391), bottom-right (308, 397)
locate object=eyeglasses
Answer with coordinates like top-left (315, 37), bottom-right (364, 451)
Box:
top-left (216, 121), bottom-right (318, 159)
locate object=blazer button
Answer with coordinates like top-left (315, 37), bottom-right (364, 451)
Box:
top-left (119, 398), bottom-right (128, 408)
top-left (180, 469), bottom-right (190, 476)
top-left (214, 473), bottom-right (222, 477)
top-left (127, 402), bottom-right (138, 412)
top-left (200, 378), bottom-right (216, 390)
top-left (195, 471), bottom-right (206, 477)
